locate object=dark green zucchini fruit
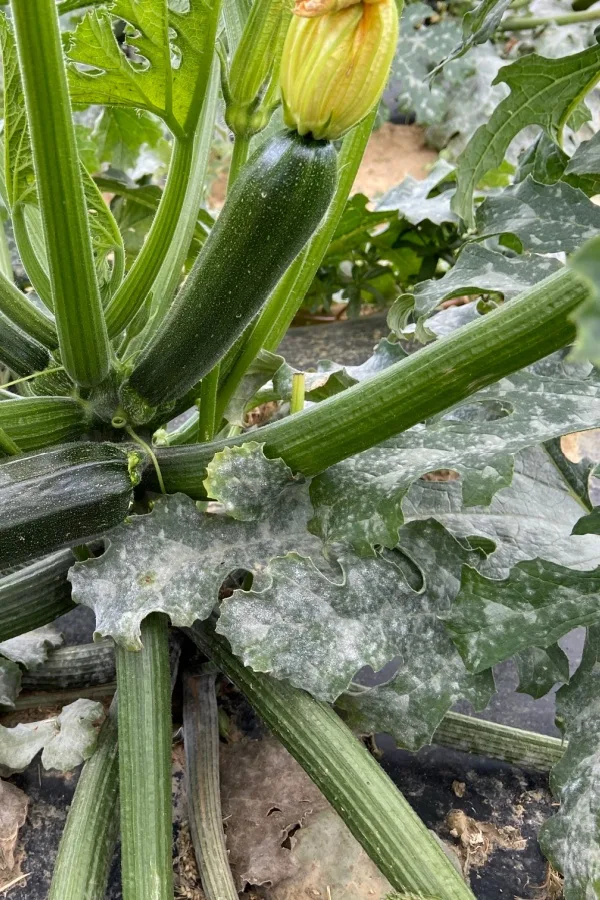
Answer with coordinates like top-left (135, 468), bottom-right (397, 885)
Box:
top-left (125, 130), bottom-right (337, 412)
top-left (0, 310), bottom-right (50, 377)
top-left (0, 442), bottom-right (142, 567)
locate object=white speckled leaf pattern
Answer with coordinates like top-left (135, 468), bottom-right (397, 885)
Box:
top-left (539, 626), bottom-right (600, 899)
top-left (0, 698), bottom-right (104, 774)
top-left (0, 658), bottom-right (21, 709)
top-left (70, 489), bottom-right (325, 648)
top-left (476, 176), bottom-right (600, 253)
top-left (204, 442), bottom-right (303, 521)
top-left (310, 367), bottom-right (600, 554)
top-left (377, 159), bottom-right (458, 226)
top-left (217, 519), bottom-right (494, 729)
top-left (0, 625), bottom-right (63, 669)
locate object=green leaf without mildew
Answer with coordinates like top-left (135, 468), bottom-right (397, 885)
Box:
top-left (453, 44), bottom-right (600, 225)
top-left (570, 235), bottom-right (600, 366)
top-left (539, 626), bottom-right (600, 898)
top-left (565, 130), bottom-right (600, 180)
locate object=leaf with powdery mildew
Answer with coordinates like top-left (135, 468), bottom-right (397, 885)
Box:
top-left (565, 131), bottom-right (600, 180)
top-left (0, 625), bottom-right (63, 669)
top-left (204, 443), bottom-right (303, 522)
top-left (444, 558), bottom-right (600, 674)
top-left (475, 177), bottom-right (600, 253)
top-left (0, 658), bottom-right (21, 709)
top-left (395, 243), bottom-right (562, 323)
top-left (515, 644), bottom-right (570, 700)
top-left (453, 44), bottom-right (600, 225)
top-left (430, 0), bottom-right (511, 74)
top-left (70, 489), bottom-right (325, 649)
top-left (218, 519), bottom-right (494, 738)
top-left (377, 159), bottom-right (458, 226)
top-left (0, 699), bottom-right (104, 775)
top-left (403, 447), bottom-right (600, 579)
top-left (539, 626), bottom-right (600, 898)
top-left (310, 365), bottom-right (600, 555)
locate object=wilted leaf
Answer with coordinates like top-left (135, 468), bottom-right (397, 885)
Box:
top-left (0, 625), bottom-right (63, 669)
top-left (377, 160), bottom-right (458, 227)
top-left (273, 339), bottom-right (406, 404)
top-left (395, 243), bottom-right (562, 322)
top-left (475, 177), bottom-right (600, 253)
top-left (539, 625), bottom-right (600, 898)
top-left (67, 0), bottom-right (217, 133)
top-left (515, 644), bottom-right (570, 700)
top-left (569, 235), bottom-right (600, 367)
top-left (204, 443), bottom-right (303, 522)
top-left (70, 489), bottom-right (325, 648)
top-left (0, 698), bottom-right (104, 774)
top-left (445, 558), bottom-right (600, 673)
top-left (0, 779), bottom-right (28, 873)
top-left (310, 366), bottom-right (600, 554)
top-left (453, 44), bottom-right (600, 225)
top-left (218, 518), bottom-right (494, 738)
top-left (0, 659), bottom-right (21, 709)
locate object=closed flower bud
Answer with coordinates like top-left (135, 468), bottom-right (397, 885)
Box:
top-left (280, 0), bottom-right (399, 141)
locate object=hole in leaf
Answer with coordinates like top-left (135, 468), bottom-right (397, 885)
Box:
top-left (281, 823), bottom-right (301, 850)
top-left (266, 807), bottom-right (282, 817)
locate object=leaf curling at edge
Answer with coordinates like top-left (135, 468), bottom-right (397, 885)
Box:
top-left (217, 518), bottom-right (494, 747)
top-left (69, 486), bottom-right (328, 649)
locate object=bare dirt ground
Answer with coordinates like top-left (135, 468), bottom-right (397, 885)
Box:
top-left (351, 122), bottom-right (438, 197)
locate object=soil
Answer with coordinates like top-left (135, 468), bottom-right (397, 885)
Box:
top-left (351, 123), bottom-right (438, 198)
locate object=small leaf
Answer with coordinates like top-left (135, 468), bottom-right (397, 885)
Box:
top-left (431, 0), bottom-right (512, 72)
top-left (0, 658), bottom-right (21, 709)
top-left (205, 443), bottom-right (302, 522)
top-left (218, 518), bottom-right (494, 741)
top-left (70, 488), bottom-right (325, 649)
top-left (475, 177), bottom-right (600, 253)
top-left (0, 698), bottom-right (104, 775)
top-left (516, 132), bottom-right (600, 199)
top-left (397, 243), bottom-right (562, 323)
top-left (453, 44), bottom-right (600, 225)
top-left (377, 160), bottom-right (458, 227)
top-left (223, 349), bottom-right (284, 427)
top-left (0, 625), bottom-right (63, 669)
top-left (310, 367), bottom-right (600, 554)
top-left (325, 193), bottom-right (397, 264)
top-left (515, 644), bottom-right (570, 700)
top-left (539, 625), bottom-right (600, 898)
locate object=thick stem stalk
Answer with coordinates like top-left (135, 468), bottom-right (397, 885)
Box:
top-left (183, 672), bottom-right (238, 900)
top-left (116, 613), bottom-right (173, 900)
top-left (152, 265), bottom-right (589, 495)
top-left (48, 700), bottom-right (119, 900)
top-left (228, 133), bottom-right (251, 187)
top-left (10, 0), bottom-right (111, 387)
top-left (187, 624), bottom-right (476, 900)
top-left (0, 550), bottom-right (75, 641)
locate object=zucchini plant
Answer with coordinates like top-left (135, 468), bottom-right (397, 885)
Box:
top-left (1, 0), bottom-right (600, 897)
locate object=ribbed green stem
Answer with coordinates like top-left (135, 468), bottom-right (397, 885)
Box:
top-left (22, 641), bottom-right (115, 690)
top-left (183, 672), bottom-right (238, 900)
top-left (215, 112), bottom-right (376, 423)
top-left (499, 7), bottom-right (600, 28)
top-left (11, 0), bottom-right (111, 386)
top-left (48, 700), bottom-right (119, 900)
top-left (11, 203), bottom-right (52, 308)
top-left (290, 372), bottom-right (305, 414)
top-left (198, 367), bottom-right (219, 443)
top-left (0, 310), bottom-right (49, 376)
top-left (152, 265), bottom-right (588, 495)
top-left (187, 624), bottom-right (475, 900)
top-left (222, 0), bottom-right (251, 53)
top-left (228, 133), bottom-right (251, 186)
top-left (0, 426), bottom-right (19, 454)
top-left (0, 269), bottom-right (57, 349)
top-left (432, 712), bottom-right (565, 772)
top-left (0, 550), bottom-right (75, 642)
top-left (116, 613), bottom-right (173, 900)
top-left (0, 395), bottom-right (88, 451)
top-left (106, 139), bottom-right (195, 338)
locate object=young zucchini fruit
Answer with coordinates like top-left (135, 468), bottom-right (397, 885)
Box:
top-left (124, 130), bottom-right (337, 416)
top-left (0, 442), bottom-right (142, 567)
